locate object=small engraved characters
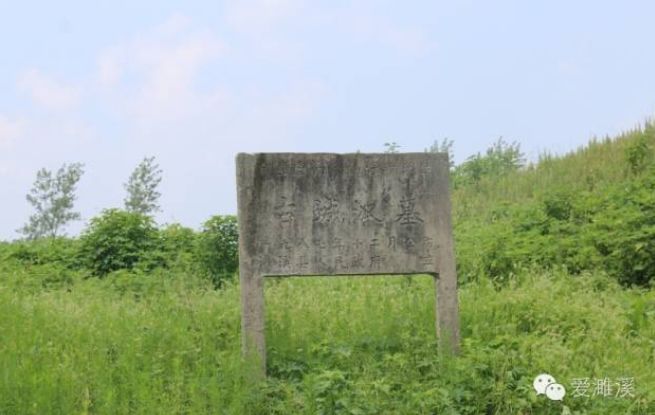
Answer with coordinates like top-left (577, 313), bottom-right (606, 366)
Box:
top-left (277, 254), bottom-right (292, 271)
top-left (330, 237), bottom-right (347, 255)
top-left (349, 252), bottom-right (364, 269)
top-left (419, 237), bottom-right (434, 266)
top-left (388, 236), bottom-right (397, 250)
top-left (334, 255), bottom-right (345, 271)
top-left (295, 255), bottom-right (309, 273)
top-left (370, 254), bottom-right (385, 270)
top-left (369, 238), bottom-right (386, 270)
top-left (401, 236), bottom-right (416, 250)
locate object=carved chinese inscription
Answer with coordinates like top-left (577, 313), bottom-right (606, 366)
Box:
top-left (313, 196), bottom-right (343, 224)
top-left (273, 197), bottom-right (296, 224)
top-left (236, 153), bottom-right (460, 375)
top-left (396, 196), bottom-right (423, 225)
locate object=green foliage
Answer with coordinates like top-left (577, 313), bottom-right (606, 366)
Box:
top-left (195, 215), bottom-right (239, 287)
top-left (124, 156), bottom-right (163, 215)
top-left (625, 134), bottom-right (652, 175)
top-left (453, 137), bottom-right (524, 187)
top-left (2, 237), bottom-right (80, 268)
top-left (4, 122), bottom-right (655, 412)
top-left (453, 123), bottom-right (655, 287)
top-left (543, 190), bottom-right (574, 221)
top-left (592, 171), bottom-right (655, 286)
top-left (159, 223), bottom-right (196, 270)
top-left (78, 209), bottom-right (162, 277)
top-left (19, 162), bottom-right (85, 239)
top-left (1, 269), bottom-right (652, 413)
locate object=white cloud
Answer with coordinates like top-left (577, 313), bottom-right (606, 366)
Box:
top-left (96, 14), bottom-right (225, 122)
top-left (17, 69), bottom-right (81, 111)
top-left (92, 13), bottom-right (326, 144)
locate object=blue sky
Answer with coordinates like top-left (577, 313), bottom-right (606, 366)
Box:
top-left (2, 1), bottom-right (655, 240)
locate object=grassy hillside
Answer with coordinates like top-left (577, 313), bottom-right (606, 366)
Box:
top-left (454, 123), bottom-right (655, 213)
top-left (454, 122), bottom-right (655, 286)
top-left (1, 125), bottom-right (655, 414)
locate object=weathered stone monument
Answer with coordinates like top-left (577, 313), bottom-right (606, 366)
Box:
top-left (236, 153), bottom-right (460, 374)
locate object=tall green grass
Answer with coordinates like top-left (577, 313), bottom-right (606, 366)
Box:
top-left (453, 121), bottom-right (655, 222)
top-left (1, 269), bottom-right (653, 414)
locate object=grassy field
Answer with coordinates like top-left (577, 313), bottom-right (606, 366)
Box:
top-left (0, 266), bottom-right (653, 414)
top-left (2, 124), bottom-right (655, 413)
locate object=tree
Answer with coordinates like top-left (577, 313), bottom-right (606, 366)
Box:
top-left (78, 209), bottom-right (162, 277)
top-left (453, 137), bottom-right (525, 186)
top-left (124, 156), bottom-right (163, 215)
top-left (196, 215), bottom-right (239, 287)
top-left (19, 163), bottom-right (84, 239)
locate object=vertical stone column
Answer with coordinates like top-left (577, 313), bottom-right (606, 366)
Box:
top-left (239, 270), bottom-right (266, 376)
top-left (434, 156), bottom-right (460, 354)
top-left (236, 154), bottom-right (267, 376)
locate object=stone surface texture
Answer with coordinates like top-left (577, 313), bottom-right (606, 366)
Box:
top-left (236, 153), bottom-right (460, 374)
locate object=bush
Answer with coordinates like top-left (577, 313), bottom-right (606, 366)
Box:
top-left (196, 215), bottom-right (239, 287)
top-left (593, 171), bottom-right (655, 286)
top-left (625, 134), bottom-right (652, 175)
top-left (78, 209), bottom-right (162, 277)
top-left (455, 161), bottom-right (655, 287)
top-left (2, 237), bottom-right (80, 269)
top-left (159, 223), bottom-right (196, 270)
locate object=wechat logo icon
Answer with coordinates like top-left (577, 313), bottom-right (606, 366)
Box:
top-left (534, 373), bottom-right (566, 401)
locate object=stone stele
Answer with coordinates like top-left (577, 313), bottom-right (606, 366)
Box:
top-left (236, 153), bottom-right (460, 374)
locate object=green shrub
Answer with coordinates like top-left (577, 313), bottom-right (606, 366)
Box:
top-left (456, 157), bottom-right (655, 287)
top-left (196, 215), bottom-right (238, 287)
top-left (78, 209), bottom-right (162, 277)
top-left (159, 223), bottom-right (196, 270)
top-left (625, 134), bottom-right (652, 175)
top-left (543, 191), bottom-right (574, 221)
top-left (593, 172), bottom-right (655, 286)
top-left (2, 237), bottom-right (80, 268)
